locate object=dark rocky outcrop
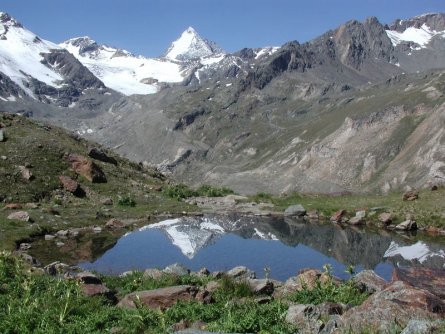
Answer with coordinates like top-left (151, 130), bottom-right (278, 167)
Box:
top-left (88, 147), bottom-right (118, 165)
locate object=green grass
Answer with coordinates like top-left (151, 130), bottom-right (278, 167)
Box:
top-left (287, 266), bottom-right (369, 306)
top-left (0, 252), bottom-right (295, 334)
top-left (163, 183), bottom-right (234, 201)
top-left (250, 187), bottom-right (445, 228)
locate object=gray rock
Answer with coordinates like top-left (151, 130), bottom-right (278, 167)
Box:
top-left (16, 252), bottom-right (41, 267)
top-left (285, 304), bottom-right (323, 332)
top-left (7, 211), bottom-right (31, 222)
top-left (226, 266), bottom-right (256, 280)
top-left (355, 210), bottom-right (366, 219)
top-left (56, 230), bottom-right (68, 237)
top-left (319, 315), bottom-right (343, 334)
top-left (163, 263), bottom-right (190, 276)
top-left (0, 129), bottom-right (4, 142)
top-left (92, 226), bottom-right (102, 233)
top-left (353, 270), bottom-right (387, 293)
top-left (401, 320), bottom-right (440, 334)
top-left (348, 216), bottom-right (365, 225)
top-left (19, 243), bottom-right (31, 251)
top-left (44, 261), bottom-right (69, 275)
top-left (247, 279), bottom-right (274, 295)
top-left (144, 268), bottom-right (163, 279)
top-left (44, 234), bottom-right (56, 241)
top-left (284, 204), bottom-right (306, 217)
top-left (395, 220), bottom-right (417, 231)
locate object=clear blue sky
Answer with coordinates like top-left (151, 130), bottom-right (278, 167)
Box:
top-left (2, 0), bottom-right (444, 57)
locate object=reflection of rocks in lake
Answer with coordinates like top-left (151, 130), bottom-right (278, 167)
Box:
top-left (146, 215), bottom-right (445, 270)
top-left (262, 217), bottom-right (393, 269)
top-left (29, 230), bottom-right (120, 266)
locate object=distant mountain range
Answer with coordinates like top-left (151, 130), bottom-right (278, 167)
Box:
top-left (1, 11), bottom-right (445, 194)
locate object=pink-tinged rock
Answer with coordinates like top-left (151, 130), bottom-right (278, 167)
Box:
top-left (330, 209), bottom-right (346, 222)
top-left (403, 190), bottom-right (419, 201)
top-left (81, 284), bottom-right (111, 298)
top-left (67, 154), bottom-right (106, 183)
top-left (7, 211), bottom-right (31, 222)
top-left (59, 175), bottom-right (79, 193)
top-left (4, 203), bottom-right (22, 209)
top-left (105, 218), bottom-right (125, 229)
top-left (341, 281), bottom-right (445, 332)
top-left (274, 269), bottom-right (339, 297)
top-left (378, 212), bottom-right (392, 225)
top-left (392, 267), bottom-right (445, 299)
top-left (117, 285), bottom-right (199, 310)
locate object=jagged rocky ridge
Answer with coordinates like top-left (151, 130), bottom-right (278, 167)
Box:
top-left (1, 12), bottom-right (445, 194)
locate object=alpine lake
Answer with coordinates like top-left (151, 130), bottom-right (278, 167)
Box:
top-left (28, 214), bottom-right (445, 281)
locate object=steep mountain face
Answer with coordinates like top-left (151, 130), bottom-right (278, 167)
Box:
top-left (0, 12), bottom-right (115, 108)
top-left (1, 12), bottom-right (445, 194)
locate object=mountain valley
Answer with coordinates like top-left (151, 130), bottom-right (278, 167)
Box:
top-left (1, 12), bottom-right (445, 195)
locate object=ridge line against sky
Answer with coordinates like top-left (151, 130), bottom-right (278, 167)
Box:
top-left (2, 0), bottom-right (445, 58)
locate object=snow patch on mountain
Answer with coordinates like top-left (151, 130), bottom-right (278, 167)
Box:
top-left (386, 23), bottom-right (445, 49)
top-left (254, 47), bottom-right (280, 59)
top-left (60, 37), bottom-right (186, 95)
top-left (165, 26), bottom-right (223, 61)
top-left (0, 12), bottom-right (63, 97)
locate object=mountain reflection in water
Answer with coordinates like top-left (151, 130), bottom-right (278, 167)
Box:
top-left (79, 215), bottom-right (445, 281)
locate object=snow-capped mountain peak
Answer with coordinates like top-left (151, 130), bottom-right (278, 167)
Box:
top-left (0, 12), bottom-right (22, 28)
top-left (385, 13), bottom-right (445, 49)
top-left (165, 26), bottom-right (224, 61)
top-left (0, 12), bottom-right (64, 97)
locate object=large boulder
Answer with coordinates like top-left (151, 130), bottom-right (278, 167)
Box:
top-left (341, 281), bottom-right (445, 332)
top-left (117, 285), bottom-right (202, 310)
top-left (68, 154), bottom-right (106, 183)
top-left (284, 204), bottom-right (306, 217)
top-left (392, 267), bottom-right (445, 299)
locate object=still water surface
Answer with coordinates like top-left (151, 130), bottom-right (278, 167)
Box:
top-left (78, 215), bottom-right (445, 281)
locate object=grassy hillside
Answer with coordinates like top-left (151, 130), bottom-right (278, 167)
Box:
top-left (0, 112), bottom-right (195, 250)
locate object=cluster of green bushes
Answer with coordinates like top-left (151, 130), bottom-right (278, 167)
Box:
top-left (163, 184), bottom-right (234, 201)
